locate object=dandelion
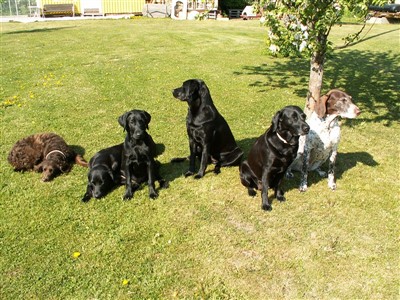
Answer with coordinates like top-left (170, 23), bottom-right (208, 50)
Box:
top-left (73, 251), bottom-right (81, 258)
top-left (122, 279), bottom-right (130, 285)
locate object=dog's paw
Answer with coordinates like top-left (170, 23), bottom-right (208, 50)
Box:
top-left (123, 192), bottom-right (133, 201)
top-left (328, 175), bottom-right (336, 190)
top-left (159, 179), bottom-right (169, 189)
top-left (277, 195), bottom-right (286, 202)
top-left (285, 171), bottom-right (294, 179)
top-left (247, 188), bottom-right (256, 197)
top-left (184, 170), bottom-right (194, 177)
top-left (81, 194), bottom-right (91, 202)
top-left (261, 204), bottom-right (272, 211)
top-left (149, 192), bottom-right (159, 199)
top-left (194, 171), bottom-right (205, 179)
top-left (213, 166), bottom-right (221, 175)
top-left (299, 184), bottom-right (308, 192)
top-left (328, 181), bottom-right (336, 190)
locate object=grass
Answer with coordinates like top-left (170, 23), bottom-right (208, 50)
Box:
top-left (1, 18), bottom-right (399, 299)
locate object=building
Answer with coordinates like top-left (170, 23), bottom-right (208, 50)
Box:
top-left (33, 0), bottom-right (218, 18)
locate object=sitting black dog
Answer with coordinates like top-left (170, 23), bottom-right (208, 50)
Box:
top-left (119, 109), bottom-right (168, 200)
top-left (82, 143), bottom-right (124, 202)
top-left (240, 106), bottom-right (310, 211)
top-left (172, 79), bottom-right (243, 179)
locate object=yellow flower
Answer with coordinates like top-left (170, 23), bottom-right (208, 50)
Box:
top-left (73, 251), bottom-right (81, 258)
top-left (122, 279), bottom-right (129, 285)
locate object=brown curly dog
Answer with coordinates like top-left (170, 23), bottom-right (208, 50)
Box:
top-left (8, 132), bottom-right (88, 181)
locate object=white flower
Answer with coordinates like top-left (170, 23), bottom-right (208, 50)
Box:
top-left (299, 40), bottom-right (307, 52)
top-left (268, 30), bottom-right (277, 40)
top-left (269, 44), bottom-right (279, 53)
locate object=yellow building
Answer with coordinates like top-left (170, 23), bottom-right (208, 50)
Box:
top-left (38, 0), bottom-right (147, 15)
top-left (36, 0), bottom-right (218, 17)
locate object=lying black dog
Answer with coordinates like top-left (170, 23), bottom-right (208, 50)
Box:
top-left (82, 143), bottom-right (124, 202)
top-left (119, 109), bottom-right (168, 200)
top-left (240, 106), bottom-right (310, 211)
top-left (172, 79), bottom-right (243, 178)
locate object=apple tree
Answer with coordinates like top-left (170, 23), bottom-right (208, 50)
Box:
top-left (261, 0), bottom-right (386, 115)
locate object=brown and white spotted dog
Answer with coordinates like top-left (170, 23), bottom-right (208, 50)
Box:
top-left (287, 89), bottom-right (361, 191)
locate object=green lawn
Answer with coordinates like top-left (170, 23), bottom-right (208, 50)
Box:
top-left (1, 18), bottom-right (399, 299)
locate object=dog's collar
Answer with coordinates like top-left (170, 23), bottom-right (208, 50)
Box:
top-left (276, 132), bottom-right (289, 144)
top-left (46, 150), bottom-right (66, 160)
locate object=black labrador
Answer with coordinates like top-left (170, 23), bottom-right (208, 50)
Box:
top-left (119, 109), bottom-right (168, 200)
top-left (172, 79), bottom-right (244, 179)
top-left (240, 106), bottom-right (310, 211)
top-left (82, 143), bottom-right (124, 202)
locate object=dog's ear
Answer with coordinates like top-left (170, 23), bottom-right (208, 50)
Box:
top-left (34, 162), bottom-right (43, 172)
top-left (111, 161), bottom-right (119, 172)
top-left (315, 93), bottom-right (329, 118)
top-left (197, 80), bottom-right (210, 99)
top-left (107, 169), bottom-right (115, 181)
top-left (60, 164), bottom-right (71, 174)
top-left (118, 112), bottom-right (129, 131)
top-left (141, 111), bottom-right (151, 129)
top-left (271, 110), bottom-right (281, 132)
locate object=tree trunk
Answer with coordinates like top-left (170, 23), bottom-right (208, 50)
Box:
top-left (305, 51), bottom-right (325, 117)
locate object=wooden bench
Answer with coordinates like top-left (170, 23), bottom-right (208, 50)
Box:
top-left (83, 8), bottom-right (103, 16)
top-left (42, 4), bottom-right (75, 18)
top-left (228, 9), bottom-right (243, 19)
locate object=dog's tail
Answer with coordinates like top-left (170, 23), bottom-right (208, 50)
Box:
top-left (171, 157), bottom-right (188, 163)
top-left (75, 154), bottom-right (88, 167)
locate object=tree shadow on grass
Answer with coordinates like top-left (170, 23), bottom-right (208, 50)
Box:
top-left (234, 49), bottom-right (399, 126)
top-left (283, 151), bottom-right (379, 192)
top-left (4, 27), bottom-right (74, 35)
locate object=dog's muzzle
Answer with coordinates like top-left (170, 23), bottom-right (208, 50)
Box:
top-left (302, 124), bottom-right (310, 134)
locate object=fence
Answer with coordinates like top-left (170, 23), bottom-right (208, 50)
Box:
top-left (1, 0), bottom-right (39, 16)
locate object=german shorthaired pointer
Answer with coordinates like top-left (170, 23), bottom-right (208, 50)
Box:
top-left (287, 89), bottom-right (361, 191)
